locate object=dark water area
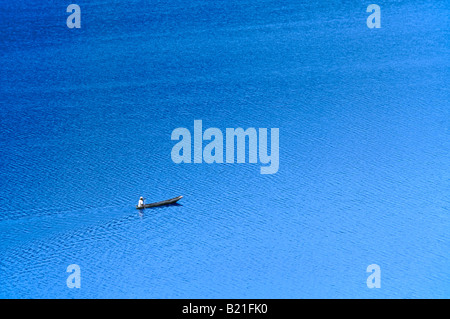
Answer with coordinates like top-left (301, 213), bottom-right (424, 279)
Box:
top-left (0, 0), bottom-right (448, 298)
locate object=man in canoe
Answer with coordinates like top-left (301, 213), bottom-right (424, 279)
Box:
top-left (137, 196), bottom-right (145, 208)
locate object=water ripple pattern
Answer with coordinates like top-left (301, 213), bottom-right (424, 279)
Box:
top-left (0, 0), bottom-right (448, 298)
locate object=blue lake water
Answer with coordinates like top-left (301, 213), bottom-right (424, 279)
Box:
top-left (0, 0), bottom-right (449, 298)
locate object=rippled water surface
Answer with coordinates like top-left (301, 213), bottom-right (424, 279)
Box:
top-left (0, 0), bottom-right (449, 298)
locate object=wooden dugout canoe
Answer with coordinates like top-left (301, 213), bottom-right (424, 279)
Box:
top-left (136, 196), bottom-right (183, 209)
